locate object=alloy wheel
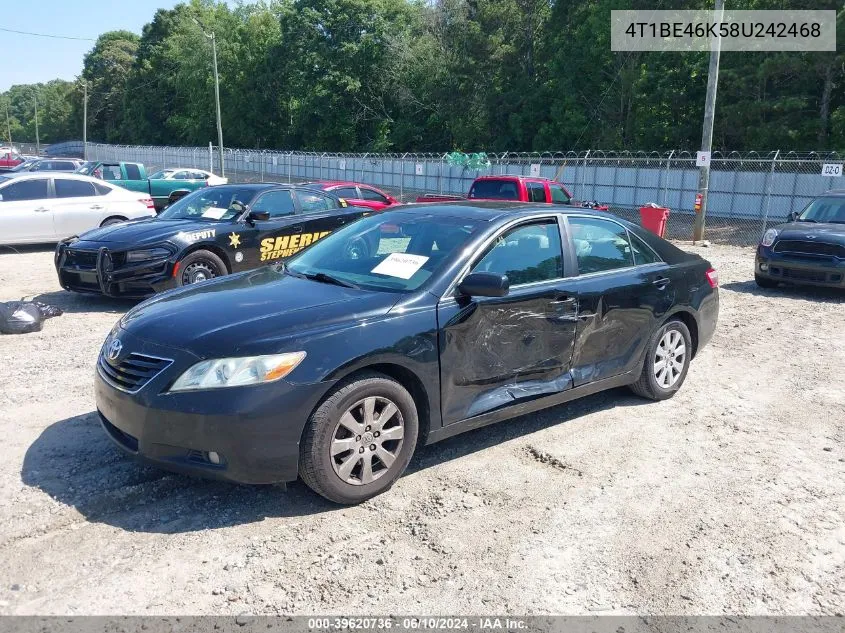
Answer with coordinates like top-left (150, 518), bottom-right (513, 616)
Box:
top-left (653, 329), bottom-right (686, 389)
top-left (330, 396), bottom-right (405, 485)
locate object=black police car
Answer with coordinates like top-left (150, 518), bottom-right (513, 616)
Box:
top-left (55, 183), bottom-right (368, 298)
top-left (756, 189), bottom-right (845, 289)
top-left (95, 202), bottom-right (719, 504)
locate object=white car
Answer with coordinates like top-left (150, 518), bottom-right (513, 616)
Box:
top-left (147, 168), bottom-right (228, 185)
top-left (0, 173), bottom-right (156, 245)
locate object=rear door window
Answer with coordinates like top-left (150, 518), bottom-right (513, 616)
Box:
top-left (526, 182), bottom-right (546, 203)
top-left (360, 187), bottom-right (390, 203)
top-left (55, 179), bottom-right (97, 198)
top-left (568, 217), bottom-right (634, 274)
top-left (333, 187), bottom-right (359, 198)
top-left (124, 164), bottom-right (142, 180)
top-left (296, 191), bottom-right (334, 214)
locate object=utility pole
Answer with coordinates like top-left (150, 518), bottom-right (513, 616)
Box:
top-left (82, 81), bottom-right (88, 160)
top-left (34, 95), bottom-right (40, 154)
top-left (193, 17), bottom-right (225, 177)
top-left (693, 0), bottom-right (725, 242)
top-left (5, 104), bottom-right (11, 147)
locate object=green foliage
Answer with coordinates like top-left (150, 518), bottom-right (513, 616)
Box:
top-left (0, 0), bottom-right (842, 152)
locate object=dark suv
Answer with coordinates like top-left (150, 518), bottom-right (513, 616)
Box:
top-left (756, 190), bottom-right (845, 289)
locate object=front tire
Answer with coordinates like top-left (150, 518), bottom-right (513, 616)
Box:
top-left (299, 371), bottom-right (418, 504)
top-left (629, 319), bottom-right (692, 401)
top-left (176, 250), bottom-right (227, 286)
top-left (755, 274), bottom-right (779, 289)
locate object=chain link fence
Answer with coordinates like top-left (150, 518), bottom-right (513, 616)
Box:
top-left (46, 141), bottom-right (844, 246)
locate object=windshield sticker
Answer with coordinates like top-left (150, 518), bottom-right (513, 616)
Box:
top-left (202, 207), bottom-right (227, 219)
top-left (178, 229), bottom-right (216, 242)
top-left (371, 253), bottom-right (429, 279)
top-left (260, 231), bottom-right (331, 261)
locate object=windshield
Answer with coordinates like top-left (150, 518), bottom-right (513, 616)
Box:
top-left (9, 161), bottom-right (32, 172)
top-left (469, 179), bottom-right (520, 200)
top-left (798, 197), bottom-right (845, 224)
top-left (157, 186), bottom-right (258, 221)
top-left (75, 162), bottom-right (96, 175)
top-left (148, 170), bottom-right (174, 179)
top-left (285, 212), bottom-right (481, 293)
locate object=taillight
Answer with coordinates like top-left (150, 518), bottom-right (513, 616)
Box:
top-left (705, 267), bottom-right (719, 288)
top-left (140, 197), bottom-right (155, 210)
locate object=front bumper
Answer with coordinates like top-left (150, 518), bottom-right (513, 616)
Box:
top-left (756, 247), bottom-right (845, 288)
top-left (94, 329), bottom-right (327, 484)
top-left (55, 241), bottom-right (178, 298)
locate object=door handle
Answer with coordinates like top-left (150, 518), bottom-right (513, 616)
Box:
top-left (652, 276), bottom-right (670, 288)
top-left (34, 207), bottom-right (50, 213)
top-left (90, 204), bottom-right (104, 210)
top-left (290, 225), bottom-right (303, 233)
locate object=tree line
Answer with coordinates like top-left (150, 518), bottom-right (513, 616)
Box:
top-left (0, 0), bottom-right (842, 153)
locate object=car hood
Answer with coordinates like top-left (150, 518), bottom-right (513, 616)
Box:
top-left (75, 217), bottom-right (226, 249)
top-left (772, 222), bottom-right (845, 244)
top-left (119, 266), bottom-right (399, 357)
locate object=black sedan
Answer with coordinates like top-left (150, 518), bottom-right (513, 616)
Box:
top-left (55, 183), bottom-right (368, 298)
top-left (95, 202), bottom-right (719, 504)
top-left (756, 190), bottom-right (845, 289)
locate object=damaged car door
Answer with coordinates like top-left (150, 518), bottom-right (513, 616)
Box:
top-left (437, 218), bottom-right (578, 423)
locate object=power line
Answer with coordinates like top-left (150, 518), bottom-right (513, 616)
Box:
top-left (0, 26), bottom-right (96, 41)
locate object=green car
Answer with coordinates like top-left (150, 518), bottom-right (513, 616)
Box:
top-left (78, 161), bottom-right (228, 211)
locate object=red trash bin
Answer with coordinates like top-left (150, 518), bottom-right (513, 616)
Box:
top-left (639, 204), bottom-right (670, 238)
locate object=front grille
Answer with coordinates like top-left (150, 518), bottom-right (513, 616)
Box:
top-left (773, 240), bottom-right (845, 259)
top-left (64, 249), bottom-right (98, 269)
top-left (778, 268), bottom-right (829, 282)
top-left (98, 352), bottom-right (173, 393)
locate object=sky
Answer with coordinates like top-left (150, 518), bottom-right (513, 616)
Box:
top-left (0, 1), bottom-right (190, 92)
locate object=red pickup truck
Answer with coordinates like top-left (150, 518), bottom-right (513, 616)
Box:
top-left (0, 151), bottom-right (23, 171)
top-left (416, 175), bottom-right (607, 209)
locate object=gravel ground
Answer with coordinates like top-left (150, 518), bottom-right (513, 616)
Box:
top-left (0, 242), bottom-right (843, 616)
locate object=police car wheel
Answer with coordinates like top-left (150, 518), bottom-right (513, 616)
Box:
top-left (177, 250), bottom-right (227, 286)
top-left (299, 371), bottom-right (419, 504)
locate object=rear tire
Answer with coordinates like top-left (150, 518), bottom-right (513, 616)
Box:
top-left (100, 217), bottom-right (127, 227)
top-left (629, 319), bottom-right (692, 401)
top-left (299, 371), bottom-right (418, 504)
top-left (755, 274), bottom-right (779, 289)
top-left (176, 250), bottom-right (227, 286)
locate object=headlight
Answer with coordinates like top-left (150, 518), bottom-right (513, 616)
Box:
top-left (761, 228), bottom-right (778, 247)
top-left (125, 247), bottom-right (172, 262)
top-left (169, 352), bottom-right (306, 392)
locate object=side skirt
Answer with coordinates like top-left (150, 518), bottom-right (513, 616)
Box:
top-left (425, 371), bottom-right (638, 445)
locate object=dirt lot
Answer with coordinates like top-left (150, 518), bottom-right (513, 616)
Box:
top-left (0, 243), bottom-right (843, 616)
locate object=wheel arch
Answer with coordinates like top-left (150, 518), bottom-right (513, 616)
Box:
top-left (178, 243), bottom-right (232, 274)
top-left (307, 362), bottom-right (433, 449)
top-left (100, 215), bottom-right (128, 226)
top-left (661, 308), bottom-right (699, 358)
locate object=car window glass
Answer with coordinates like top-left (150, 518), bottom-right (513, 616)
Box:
top-left (31, 161), bottom-right (49, 171)
top-left (630, 232), bottom-right (661, 265)
top-left (55, 161), bottom-right (76, 170)
top-left (101, 165), bottom-right (122, 180)
top-left (93, 182), bottom-right (112, 196)
top-left (333, 187), bottom-right (358, 198)
top-left (468, 179), bottom-right (519, 200)
top-left (527, 182), bottom-right (546, 203)
top-left (252, 190), bottom-right (295, 218)
top-left (360, 188), bottom-right (389, 203)
top-left (191, 171), bottom-right (208, 180)
top-left (55, 179), bottom-right (97, 198)
top-left (124, 164), bottom-right (142, 180)
top-left (172, 171), bottom-right (190, 180)
top-left (0, 178), bottom-right (49, 201)
top-left (569, 217), bottom-right (634, 274)
top-left (296, 191), bottom-right (333, 213)
top-left (549, 184), bottom-right (571, 204)
top-left (471, 221), bottom-right (563, 285)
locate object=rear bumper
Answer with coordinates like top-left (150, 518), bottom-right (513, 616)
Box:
top-left (756, 248), bottom-right (845, 288)
top-left (55, 241), bottom-right (177, 298)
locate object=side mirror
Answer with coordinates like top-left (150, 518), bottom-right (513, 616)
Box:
top-left (247, 210), bottom-right (270, 222)
top-left (458, 272), bottom-right (510, 298)
top-left (167, 189), bottom-right (190, 206)
top-left (788, 211), bottom-right (800, 222)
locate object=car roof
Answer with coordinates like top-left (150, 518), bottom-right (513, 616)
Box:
top-left (304, 180), bottom-right (382, 188)
top-left (386, 200), bottom-right (620, 222)
top-left (823, 189), bottom-right (845, 197)
top-left (0, 172), bottom-right (98, 182)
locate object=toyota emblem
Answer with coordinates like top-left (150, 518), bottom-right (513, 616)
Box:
top-left (107, 338), bottom-right (123, 362)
